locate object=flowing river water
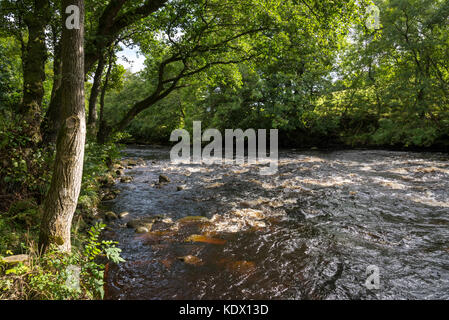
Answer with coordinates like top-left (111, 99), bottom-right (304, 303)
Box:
top-left (102, 146), bottom-right (449, 300)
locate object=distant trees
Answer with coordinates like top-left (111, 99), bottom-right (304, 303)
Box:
top-left (0, 0), bottom-right (51, 144)
top-left (102, 0), bottom-right (449, 148)
top-left (335, 0), bottom-right (449, 146)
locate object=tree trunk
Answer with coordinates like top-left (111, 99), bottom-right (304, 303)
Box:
top-left (39, 0), bottom-right (86, 253)
top-left (19, 0), bottom-right (50, 144)
top-left (87, 54), bottom-right (106, 133)
top-left (97, 52), bottom-right (113, 144)
top-left (42, 34), bottom-right (63, 144)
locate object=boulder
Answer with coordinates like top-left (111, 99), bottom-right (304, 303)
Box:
top-left (99, 174), bottom-right (116, 187)
top-left (177, 216), bottom-right (209, 224)
top-left (177, 255), bottom-right (204, 266)
top-left (185, 234), bottom-right (226, 245)
top-left (104, 211), bottom-right (118, 221)
top-left (120, 176), bottom-right (133, 183)
top-left (118, 211), bottom-right (129, 219)
top-left (159, 174), bottom-right (170, 183)
top-left (102, 193), bottom-right (117, 201)
top-left (126, 217), bottom-right (157, 231)
top-left (136, 227), bottom-right (149, 234)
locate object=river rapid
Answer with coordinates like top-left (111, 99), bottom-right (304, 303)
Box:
top-left (102, 146), bottom-right (449, 300)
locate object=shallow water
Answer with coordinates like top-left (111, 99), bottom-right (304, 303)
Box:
top-left (103, 146), bottom-right (449, 300)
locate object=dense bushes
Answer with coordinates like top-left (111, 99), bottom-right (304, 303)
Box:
top-left (0, 123), bottom-right (125, 299)
top-left (0, 223), bottom-right (124, 300)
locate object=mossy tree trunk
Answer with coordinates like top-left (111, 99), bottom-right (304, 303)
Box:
top-left (39, 0), bottom-right (86, 253)
top-left (19, 0), bottom-right (51, 144)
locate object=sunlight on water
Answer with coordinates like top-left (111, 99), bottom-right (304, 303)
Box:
top-left (103, 147), bottom-right (449, 300)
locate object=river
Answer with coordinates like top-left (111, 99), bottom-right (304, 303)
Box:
top-left (102, 146), bottom-right (449, 300)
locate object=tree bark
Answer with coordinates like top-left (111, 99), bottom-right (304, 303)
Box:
top-left (19, 0), bottom-right (50, 144)
top-left (39, 0), bottom-right (86, 253)
top-left (42, 32), bottom-right (63, 144)
top-left (97, 52), bottom-right (113, 144)
top-left (87, 54), bottom-right (106, 133)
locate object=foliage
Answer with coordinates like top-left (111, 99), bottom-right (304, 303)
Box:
top-left (0, 223), bottom-right (124, 300)
top-left (1, 0), bottom-right (449, 301)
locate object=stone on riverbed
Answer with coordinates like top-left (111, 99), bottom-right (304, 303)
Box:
top-left (219, 259), bottom-right (256, 274)
top-left (205, 182), bottom-right (224, 189)
top-left (136, 226), bottom-right (150, 234)
top-left (159, 174), bottom-right (170, 183)
top-left (102, 192), bottom-right (117, 201)
top-left (231, 208), bottom-right (265, 220)
top-left (105, 211), bottom-right (118, 221)
top-left (120, 176), bottom-right (133, 183)
top-left (118, 211), bottom-right (129, 219)
top-left (185, 234), bottom-right (226, 245)
top-left (177, 255), bottom-right (204, 266)
top-left (127, 216), bottom-right (161, 231)
top-left (177, 216), bottom-right (209, 224)
top-left (99, 174), bottom-right (115, 187)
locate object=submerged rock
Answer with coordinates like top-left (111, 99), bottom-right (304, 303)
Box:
top-left (231, 208), bottom-right (265, 220)
top-left (126, 216), bottom-right (159, 231)
top-left (102, 192), bottom-right (117, 201)
top-left (185, 234), bottom-right (226, 245)
top-left (105, 211), bottom-right (118, 221)
top-left (99, 174), bottom-right (116, 187)
top-left (178, 255), bottom-right (204, 266)
top-left (205, 182), bottom-right (224, 189)
top-left (136, 226), bottom-right (149, 234)
top-left (120, 176), bottom-right (133, 183)
top-left (159, 174), bottom-right (170, 183)
top-left (177, 216), bottom-right (209, 224)
top-left (219, 259), bottom-right (256, 274)
top-left (118, 211), bottom-right (129, 219)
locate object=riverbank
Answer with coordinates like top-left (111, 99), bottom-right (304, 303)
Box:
top-left (0, 140), bottom-right (126, 299)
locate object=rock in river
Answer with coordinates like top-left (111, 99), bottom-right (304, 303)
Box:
top-left (136, 227), bottom-right (149, 234)
top-left (120, 176), bottom-right (133, 183)
top-left (118, 211), bottom-right (129, 219)
top-left (105, 211), bottom-right (118, 221)
top-left (178, 255), bottom-right (204, 266)
top-left (159, 174), bottom-right (170, 183)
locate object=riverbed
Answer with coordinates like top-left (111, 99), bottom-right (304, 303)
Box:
top-left (103, 146), bottom-right (449, 300)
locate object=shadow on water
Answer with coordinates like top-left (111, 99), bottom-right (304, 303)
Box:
top-left (103, 146), bottom-right (449, 300)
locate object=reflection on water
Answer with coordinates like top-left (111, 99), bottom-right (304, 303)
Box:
top-left (103, 146), bottom-right (449, 300)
